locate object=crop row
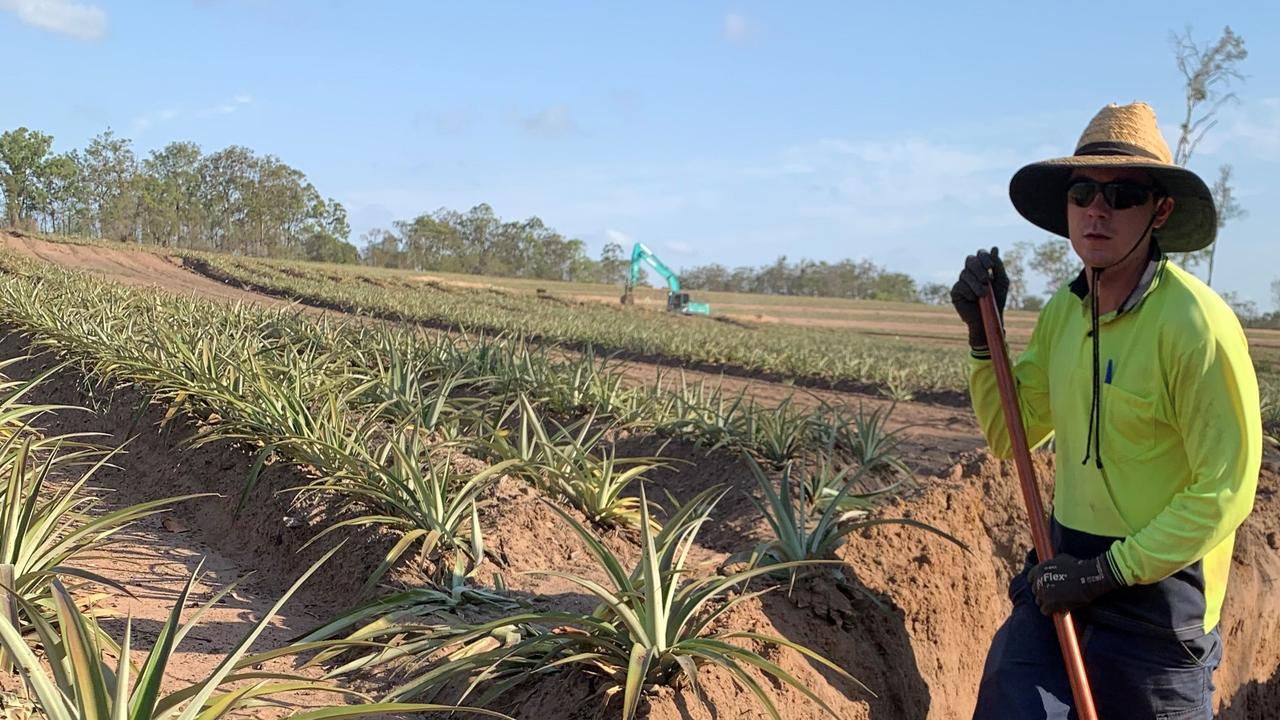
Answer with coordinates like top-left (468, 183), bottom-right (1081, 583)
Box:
top-left (184, 251), bottom-right (971, 397)
top-left (0, 250), bottom-right (943, 718)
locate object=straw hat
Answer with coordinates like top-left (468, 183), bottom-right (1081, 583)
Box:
top-left (1009, 102), bottom-right (1217, 253)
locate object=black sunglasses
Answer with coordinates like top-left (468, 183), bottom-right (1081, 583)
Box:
top-left (1066, 180), bottom-right (1160, 210)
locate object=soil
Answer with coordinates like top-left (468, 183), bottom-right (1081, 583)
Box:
top-left (0, 232), bottom-right (1277, 719)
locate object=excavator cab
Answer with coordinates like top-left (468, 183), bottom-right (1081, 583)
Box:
top-left (668, 291), bottom-right (710, 316)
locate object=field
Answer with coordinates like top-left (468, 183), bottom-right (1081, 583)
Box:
top-left (180, 247), bottom-right (1280, 420)
top-left (0, 230), bottom-right (1277, 719)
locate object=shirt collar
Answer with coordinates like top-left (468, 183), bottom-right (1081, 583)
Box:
top-left (1069, 243), bottom-right (1166, 320)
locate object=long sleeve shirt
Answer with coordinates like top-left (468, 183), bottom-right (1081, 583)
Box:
top-left (970, 253), bottom-right (1261, 639)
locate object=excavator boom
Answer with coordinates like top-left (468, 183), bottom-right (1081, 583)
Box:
top-left (621, 242), bottom-right (710, 316)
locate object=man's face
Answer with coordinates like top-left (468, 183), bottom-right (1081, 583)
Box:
top-left (1066, 167), bottom-right (1174, 269)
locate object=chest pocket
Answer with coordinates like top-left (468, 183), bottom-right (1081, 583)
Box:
top-left (1101, 381), bottom-right (1158, 462)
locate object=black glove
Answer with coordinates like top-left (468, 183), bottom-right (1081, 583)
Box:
top-left (1028, 553), bottom-right (1123, 616)
top-left (950, 247), bottom-right (1009, 350)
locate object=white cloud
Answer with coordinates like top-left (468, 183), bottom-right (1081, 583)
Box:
top-left (741, 161), bottom-right (815, 178)
top-left (665, 240), bottom-right (694, 256)
top-left (194, 93), bottom-right (254, 119)
top-left (729, 136), bottom-right (1024, 243)
top-left (1224, 97), bottom-right (1280, 161)
top-left (520, 105), bottom-right (581, 137)
top-left (603, 229), bottom-right (633, 247)
top-left (1173, 98), bottom-right (1280, 163)
top-left (722, 12), bottom-right (748, 42)
top-left (0, 0), bottom-right (106, 39)
top-left (416, 107), bottom-right (479, 136)
top-left (132, 93), bottom-right (253, 134)
top-left (132, 107), bottom-right (180, 134)
top-left (790, 137), bottom-right (1012, 211)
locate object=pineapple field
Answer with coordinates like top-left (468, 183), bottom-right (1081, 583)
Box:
top-left (0, 230), bottom-right (1277, 719)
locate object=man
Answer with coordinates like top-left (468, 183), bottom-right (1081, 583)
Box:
top-left (952, 101), bottom-right (1260, 718)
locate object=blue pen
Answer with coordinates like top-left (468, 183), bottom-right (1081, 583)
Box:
top-left (1105, 359), bottom-right (1113, 384)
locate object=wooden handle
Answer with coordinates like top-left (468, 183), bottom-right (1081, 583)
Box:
top-left (978, 290), bottom-right (1099, 720)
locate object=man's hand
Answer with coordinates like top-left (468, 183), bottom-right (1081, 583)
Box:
top-left (950, 247), bottom-right (1009, 350)
top-left (1028, 553), bottom-right (1123, 616)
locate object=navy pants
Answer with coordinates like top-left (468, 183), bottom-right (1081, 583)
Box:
top-left (973, 571), bottom-right (1221, 719)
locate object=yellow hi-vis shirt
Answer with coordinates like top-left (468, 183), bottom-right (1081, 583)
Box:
top-left (970, 253), bottom-right (1261, 639)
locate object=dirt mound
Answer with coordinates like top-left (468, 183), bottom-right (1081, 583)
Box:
top-left (1214, 462), bottom-right (1280, 719)
top-left (834, 451), bottom-right (1280, 718)
top-left (0, 231), bottom-right (285, 306)
top-left (473, 441), bottom-right (1280, 719)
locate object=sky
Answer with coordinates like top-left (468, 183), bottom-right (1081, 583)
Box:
top-left (3, 1), bottom-right (1279, 307)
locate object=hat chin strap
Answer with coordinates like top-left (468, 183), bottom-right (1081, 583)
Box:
top-left (1085, 205), bottom-right (1162, 272)
top-left (1081, 205), bottom-right (1162, 469)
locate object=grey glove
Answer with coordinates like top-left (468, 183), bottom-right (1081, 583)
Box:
top-left (950, 247), bottom-right (1009, 350)
top-left (1028, 553), bottom-right (1123, 616)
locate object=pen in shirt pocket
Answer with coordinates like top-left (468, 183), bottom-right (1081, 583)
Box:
top-left (1105, 359), bottom-right (1113, 385)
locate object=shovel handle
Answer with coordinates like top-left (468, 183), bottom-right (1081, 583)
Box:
top-left (978, 290), bottom-right (1100, 720)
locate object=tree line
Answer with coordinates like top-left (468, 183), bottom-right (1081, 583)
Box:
top-left (679, 257), bottom-right (919, 302)
top-left (360, 204), bottom-right (627, 284)
top-left (0, 127), bottom-right (355, 263)
top-left (359, 208), bottom-right (930, 300)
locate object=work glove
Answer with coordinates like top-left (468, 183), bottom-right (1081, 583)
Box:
top-left (950, 247), bottom-right (1009, 350)
top-left (1028, 553), bottom-right (1123, 616)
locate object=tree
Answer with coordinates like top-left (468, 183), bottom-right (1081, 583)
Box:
top-left (82, 130), bottom-right (139, 241)
top-left (1204, 164), bottom-right (1245, 287)
top-left (598, 242), bottom-right (629, 285)
top-left (1170, 26), bottom-right (1247, 277)
top-left (1171, 26), bottom-right (1247, 166)
top-left (141, 142), bottom-right (204, 247)
top-left (199, 145), bottom-right (256, 252)
top-left (37, 151), bottom-right (85, 235)
top-left (1026, 237), bottom-right (1078, 297)
top-left (361, 228), bottom-right (405, 268)
top-left (1, 124), bottom-right (350, 258)
top-left (0, 127), bottom-right (54, 228)
top-left (1220, 291), bottom-right (1258, 322)
top-left (919, 282), bottom-right (951, 306)
top-left (304, 233), bottom-right (359, 264)
top-left (1002, 243), bottom-right (1028, 310)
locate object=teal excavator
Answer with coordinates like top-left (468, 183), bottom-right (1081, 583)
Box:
top-left (620, 242), bottom-right (710, 316)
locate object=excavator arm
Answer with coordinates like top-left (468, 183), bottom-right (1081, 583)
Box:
top-left (621, 242), bottom-right (710, 316)
top-left (628, 242), bottom-right (681, 294)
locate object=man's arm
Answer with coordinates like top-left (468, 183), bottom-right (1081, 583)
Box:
top-left (952, 247), bottom-right (1055, 457)
top-left (1107, 328), bottom-right (1261, 585)
top-left (968, 314), bottom-right (1055, 459)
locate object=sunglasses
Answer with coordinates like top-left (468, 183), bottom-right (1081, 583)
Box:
top-left (1066, 180), bottom-right (1159, 210)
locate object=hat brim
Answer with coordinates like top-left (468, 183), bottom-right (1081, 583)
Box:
top-left (1009, 156), bottom-right (1217, 253)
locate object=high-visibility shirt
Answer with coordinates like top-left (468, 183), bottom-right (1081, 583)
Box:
top-left (970, 252), bottom-right (1261, 639)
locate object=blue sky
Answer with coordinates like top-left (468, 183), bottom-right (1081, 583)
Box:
top-left (3, 2), bottom-right (1279, 306)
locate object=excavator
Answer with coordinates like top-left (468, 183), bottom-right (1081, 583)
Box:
top-left (619, 242), bottom-right (710, 316)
